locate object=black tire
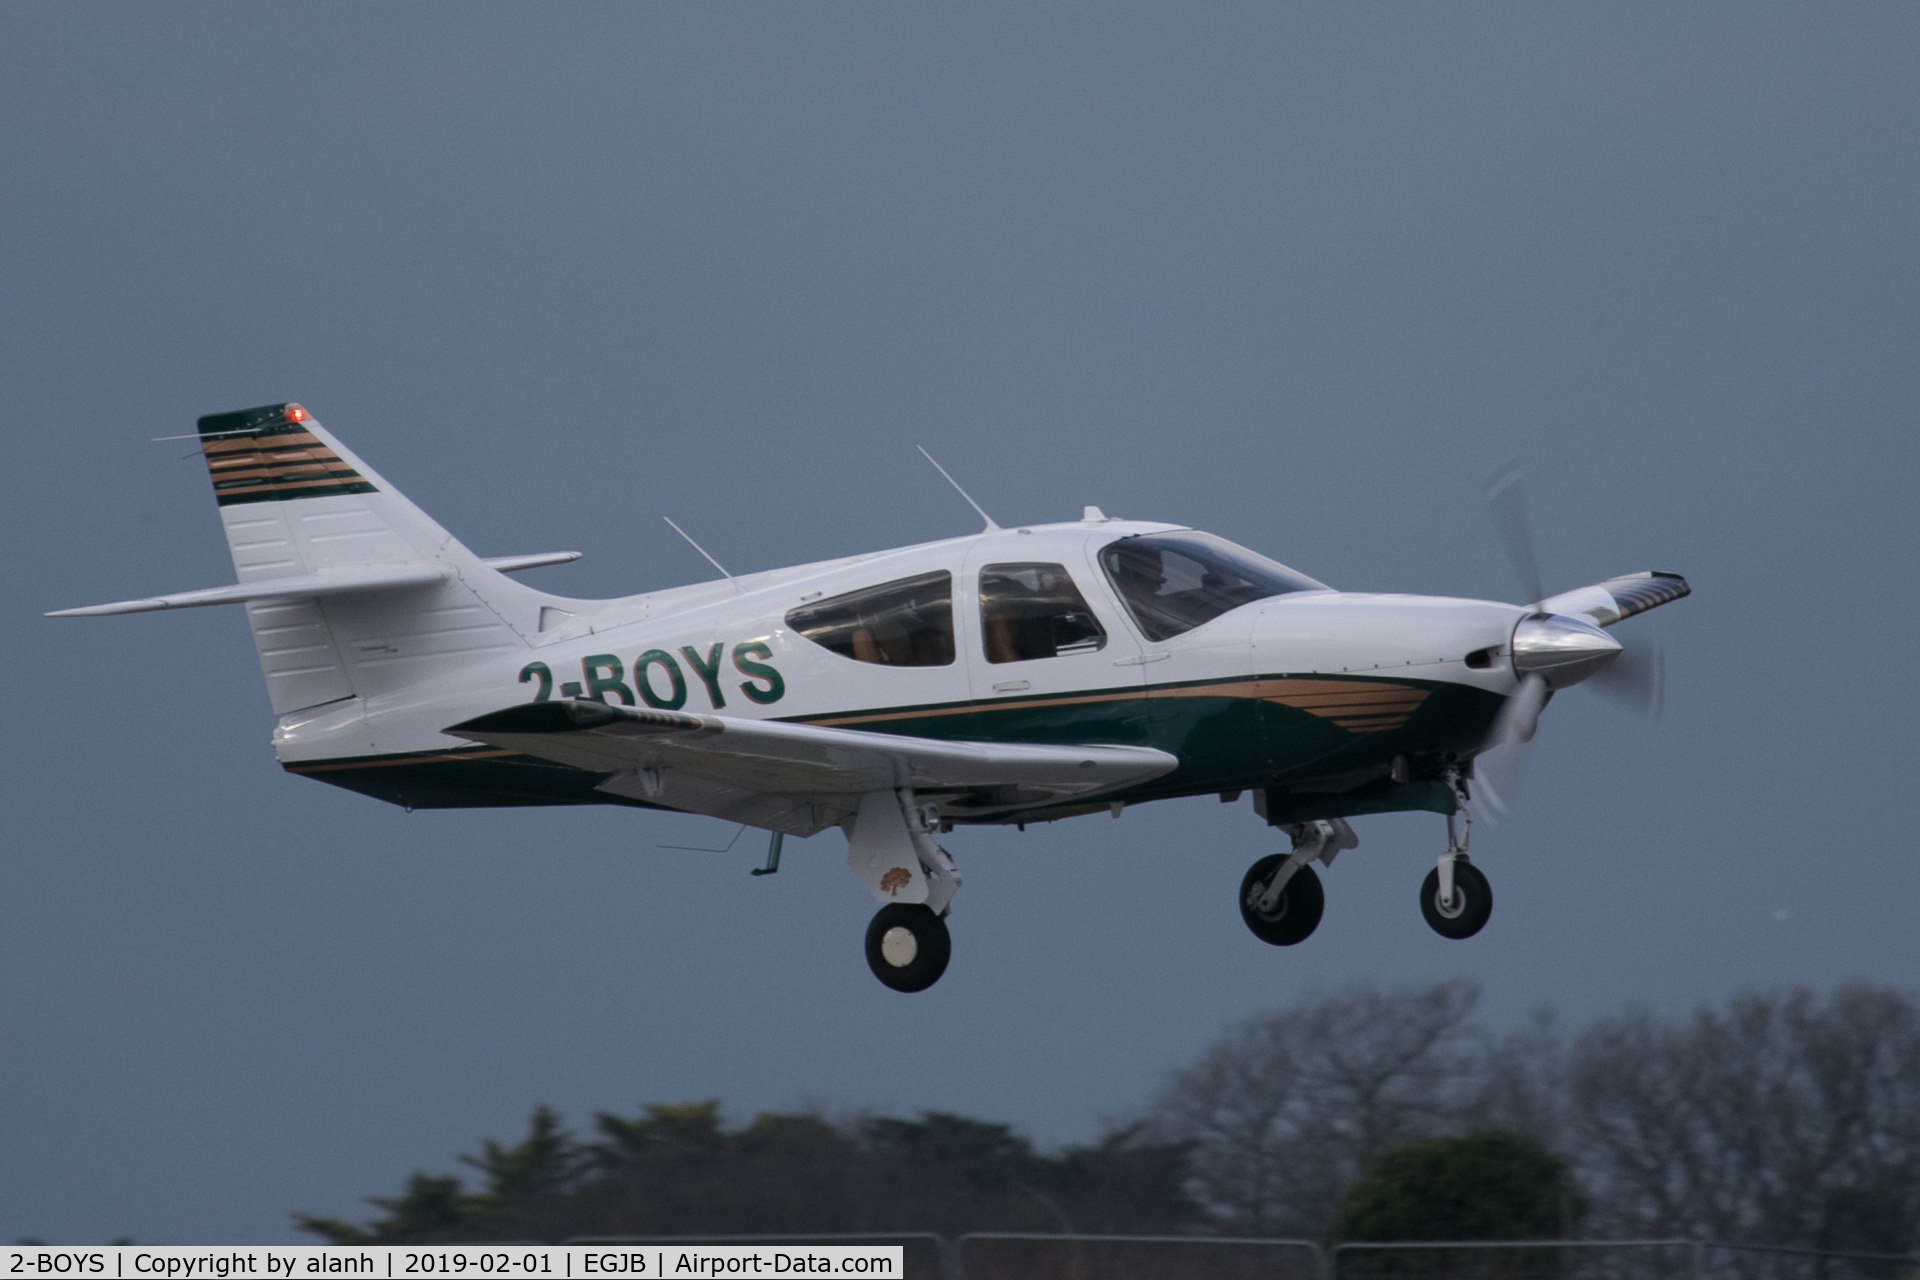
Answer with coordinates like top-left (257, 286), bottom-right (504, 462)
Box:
top-left (1420, 858), bottom-right (1493, 939)
top-left (1238, 855), bottom-right (1325, 946)
top-left (864, 903), bottom-right (952, 992)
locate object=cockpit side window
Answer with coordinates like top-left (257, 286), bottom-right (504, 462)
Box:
top-left (1099, 532), bottom-right (1325, 642)
top-left (979, 563), bottom-right (1107, 664)
top-left (787, 570), bottom-right (955, 666)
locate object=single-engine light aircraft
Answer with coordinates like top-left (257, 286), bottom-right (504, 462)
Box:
top-left (54, 405), bottom-right (1690, 991)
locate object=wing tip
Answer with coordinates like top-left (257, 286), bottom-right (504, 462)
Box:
top-left (1610, 571), bottom-right (1691, 620)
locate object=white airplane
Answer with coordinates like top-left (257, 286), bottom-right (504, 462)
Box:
top-left (53, 404), bottom-right (1688, 992)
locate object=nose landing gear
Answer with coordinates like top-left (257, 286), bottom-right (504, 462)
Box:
top-left (1421, 857), bottom-right (1493, 938)
top-left (1420, 769), bottom-right (1493, 939)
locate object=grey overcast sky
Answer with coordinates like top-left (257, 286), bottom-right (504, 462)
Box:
top-left (2, 1), bottom-right (1916, 1245)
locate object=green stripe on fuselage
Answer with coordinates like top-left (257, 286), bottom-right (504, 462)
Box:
top-left (788, 673), bottom-right (1502, 805)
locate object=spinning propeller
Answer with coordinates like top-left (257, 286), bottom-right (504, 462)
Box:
top-left (1474, 462), bottom-right (1671, 818)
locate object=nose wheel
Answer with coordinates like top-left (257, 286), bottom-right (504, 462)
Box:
top-left (865, 903), bottom-right (952, 992)
top-left (1421, 857), bottom-right (1492, 939)
top-left (1239, 854), bottom-right (1325, 945)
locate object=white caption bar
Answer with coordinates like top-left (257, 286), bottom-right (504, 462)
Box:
top-left (1, 1248), bottom-right (904, 1280)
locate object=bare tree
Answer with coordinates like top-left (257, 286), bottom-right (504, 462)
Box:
top-left (301, 981), bottom-right (1920, 1256)
top-left (1463, 1007), bottom-right (1568, 1155)
top-left (1568, 984), bottom-right (1920, 1254)
top-left (1151, 980), bottom-right (1484, 1236)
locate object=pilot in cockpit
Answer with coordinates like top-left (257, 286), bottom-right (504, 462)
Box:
top-left (1105, 542), bottom-right (1168, 613)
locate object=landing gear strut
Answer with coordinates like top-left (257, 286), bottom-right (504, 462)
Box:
top-left (865, 903), bottom-right (951, 992)
top-left (1421, 769), bottom-right (1493, 939)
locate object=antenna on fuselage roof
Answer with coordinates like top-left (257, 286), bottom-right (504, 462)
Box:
top-left (916, 446), bottom-right (1000, 532)
top-left (662, 516), bottom-right (738, 589)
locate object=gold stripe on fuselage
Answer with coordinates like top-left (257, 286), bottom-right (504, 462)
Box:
top-left (807, 688), bottom-right (1133, 728)
top-left (1146, 677), bottom-right (1430, 733)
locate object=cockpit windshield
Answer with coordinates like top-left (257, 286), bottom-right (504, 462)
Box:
top-left (1099, 531), bottom-right (1326, 642)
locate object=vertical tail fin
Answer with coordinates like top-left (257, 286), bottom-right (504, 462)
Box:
top-left (198, 403), bottom-right (540, 716)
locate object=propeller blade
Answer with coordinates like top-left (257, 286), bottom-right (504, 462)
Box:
top-left (1502, 670), bottom-right (1550, 744)
top-left (1588, 638), bottom-right (1666, 720)
top-left (1475, 738), bottom-right (1532, 821)
top-left (1476, 673), bottom-right (1548, 821)
top-left (1485, 460), bottom-right (1545, 607)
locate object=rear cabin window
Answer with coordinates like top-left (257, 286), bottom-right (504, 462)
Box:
top-left (1099, 531), bottom-right (1324, 642)
top-left (787, 571), bottom-right (955, 666)
top-left (979, 563), bottom-right (1107, 664)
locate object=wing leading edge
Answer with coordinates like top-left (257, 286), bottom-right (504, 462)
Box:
top-left (444, 700), bottom-right (1178, 836)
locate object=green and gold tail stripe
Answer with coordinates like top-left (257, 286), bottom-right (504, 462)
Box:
top-left (195, 402), bottom-right (378, 507)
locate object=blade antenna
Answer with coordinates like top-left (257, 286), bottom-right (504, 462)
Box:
top-left (917, 446), bottom-right (1000, 532)
top-left (663, 517), bottom-right (737, 587)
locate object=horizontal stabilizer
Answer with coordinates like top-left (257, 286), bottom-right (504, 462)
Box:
top-left (482, 552), bottom-right (582, 574)
top-left (1535, 571), bottom-right (1690, 628)
top-left (46, 564), bottom-right (449, 617)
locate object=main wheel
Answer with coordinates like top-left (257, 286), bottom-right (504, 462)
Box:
top-left (864, 903), bottom-right (952, 992)
top-left (1420, 858), bottom-right (1493, 939)
top-left (1239, 855), bottom-right (1325, 946)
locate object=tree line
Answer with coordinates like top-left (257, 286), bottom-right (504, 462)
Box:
top-left (300, 983), bottom-right (1920, 1257)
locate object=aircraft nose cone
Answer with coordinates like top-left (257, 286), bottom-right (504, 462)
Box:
top-left (1511, 613), bottom-right (1622, 689)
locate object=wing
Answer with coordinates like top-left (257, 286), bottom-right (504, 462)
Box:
top-left (1536, 571), bottom-right (1690, 628)
top-left (444, 701), bottom-right (1179, 836)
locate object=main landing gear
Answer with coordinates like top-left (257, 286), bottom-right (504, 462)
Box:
top-left (844, 788), bottom-right (963, 993)
top-left (865, 903), bottom-right (952, 992)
